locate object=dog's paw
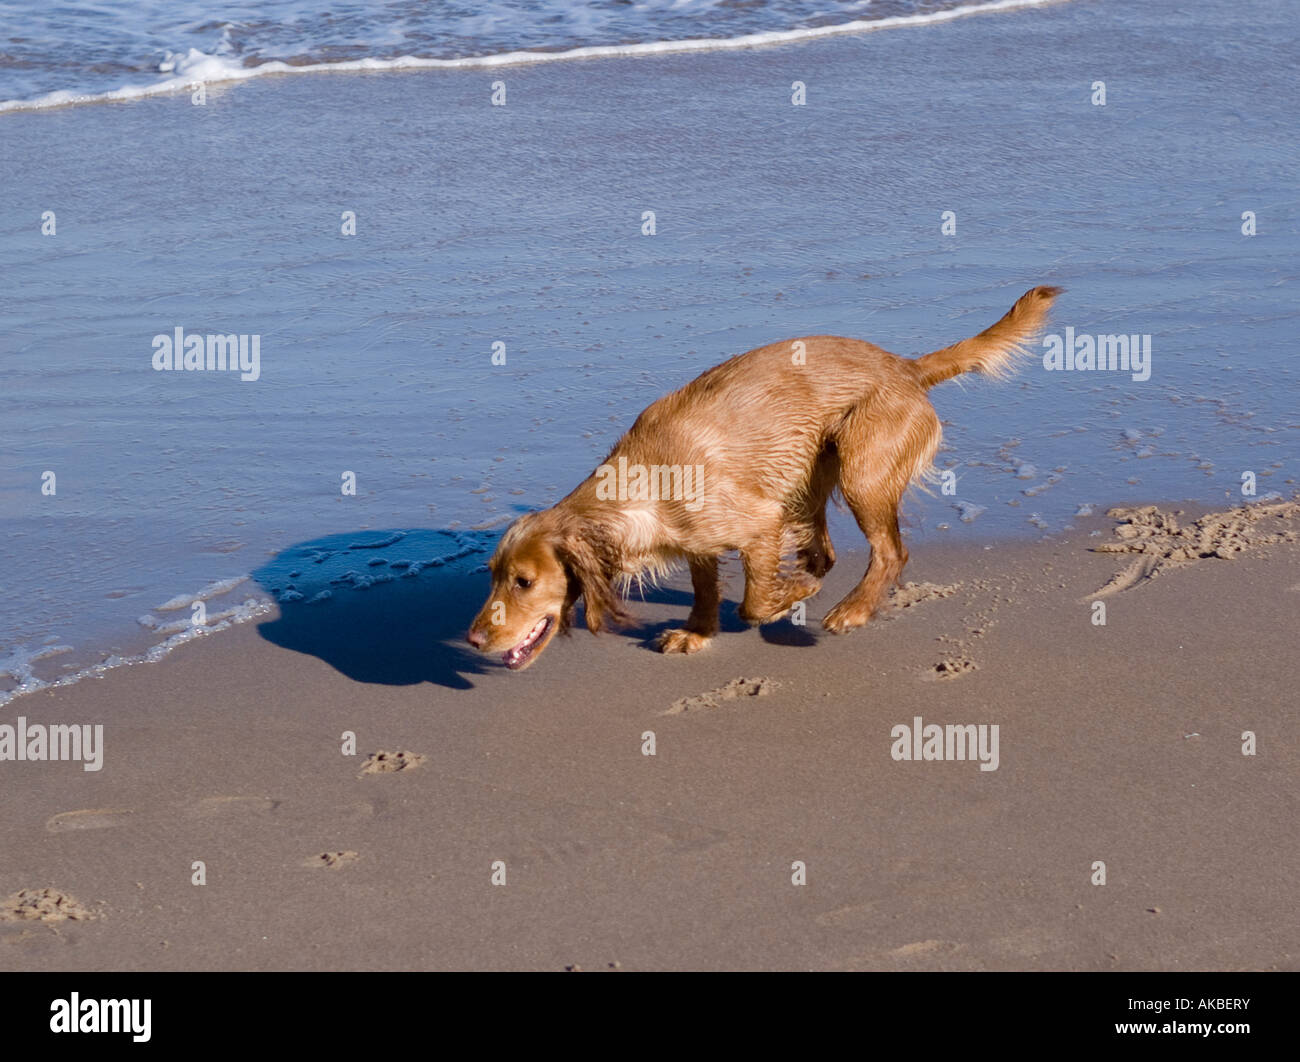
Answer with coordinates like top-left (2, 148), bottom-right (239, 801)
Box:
top-left (740, 573), bottom-right (822, 625)
top-left (788, 570), bottom-right (824, 600)
top-left (737, 603), bottom-right (774, 626)
top-left (656, 628), bottom-right (713, 655)
top-left (822, 601), bottom-right (871, 634)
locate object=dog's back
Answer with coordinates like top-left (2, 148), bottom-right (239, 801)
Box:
top-left (612, 286), bottom-right (1062, 508)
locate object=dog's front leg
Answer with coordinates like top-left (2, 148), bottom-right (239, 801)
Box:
top-left (656, 556), bottom-right (719, 654)
top-left (738, 540), bottom-right (820, 625)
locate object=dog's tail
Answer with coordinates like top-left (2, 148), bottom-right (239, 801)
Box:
top-left (911, 285), bottom-right (1063, 389)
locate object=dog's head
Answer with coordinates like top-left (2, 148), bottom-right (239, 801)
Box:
top-left (466, 509), bottom-right (626, 670)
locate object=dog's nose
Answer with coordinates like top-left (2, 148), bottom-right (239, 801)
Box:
top-left (467, 628), bottom-right (487, 649)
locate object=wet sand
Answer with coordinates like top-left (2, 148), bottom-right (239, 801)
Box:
top-left (2, 500), bottom-right (1296, 970)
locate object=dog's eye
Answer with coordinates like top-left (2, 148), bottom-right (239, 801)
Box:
top-left (515, 576), bottom-right (532, 590)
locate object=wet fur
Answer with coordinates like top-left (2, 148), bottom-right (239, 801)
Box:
top-left (467, 286), bottom-right (1062, 666)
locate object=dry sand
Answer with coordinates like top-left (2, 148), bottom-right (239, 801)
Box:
top-left (1, 500), bottom-right (1297, 970)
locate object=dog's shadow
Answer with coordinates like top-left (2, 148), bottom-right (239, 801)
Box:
top-left (758, 622), bottom-right (819, 648)
top-left (250, 528), bottom-right (496, 691)
top-left (252, 529), bottom-right (824, 689)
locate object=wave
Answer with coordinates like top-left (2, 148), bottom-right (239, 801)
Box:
top-left (0, 589), bottom-right (275, 710)
top-left (0, 0), bottom-right (1060, 114)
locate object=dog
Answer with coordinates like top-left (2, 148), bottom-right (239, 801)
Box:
top-left (467, 286), bottom-right (1062, 670)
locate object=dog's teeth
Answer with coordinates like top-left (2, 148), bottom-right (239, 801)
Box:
top-left (503, 617), bottom-right (551, 668)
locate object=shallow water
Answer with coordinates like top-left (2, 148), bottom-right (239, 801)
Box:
top-left (0, 0), bottom-right (1296, 702)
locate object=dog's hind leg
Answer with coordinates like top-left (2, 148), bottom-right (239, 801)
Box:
top-left (823, 401), bottom-right (939, 633)
top-left (656, 555), bottom-right (721, 654)
top-left (822, 499), bottom-right (905, 633)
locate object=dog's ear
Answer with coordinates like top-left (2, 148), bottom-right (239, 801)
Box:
top-left (556, 525), bottom-right (627, 634)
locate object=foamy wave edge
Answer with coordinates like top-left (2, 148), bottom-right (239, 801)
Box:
top-left (0, 528), bottom-right (494, 708)
top-left (0, 592), bottom-right (275, 709)
top-left (0, 0), bottom-right (1060, 114)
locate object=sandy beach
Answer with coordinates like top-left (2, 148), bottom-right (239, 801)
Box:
top-left (3, 499), bottom-right (1296, 970)
top-left (1, 0), bottom-right (1297, 978)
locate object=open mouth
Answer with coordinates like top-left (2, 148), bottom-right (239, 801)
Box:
top-left (502, 615), bottom-right (554, 670)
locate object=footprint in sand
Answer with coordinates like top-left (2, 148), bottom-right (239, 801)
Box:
top-left (888, 581), bottom-right (962, 611)
top-left (665, 677), bottom-right (780, 715)
top-left (45, 809), bottom-right (134, 833)
top-left (306, 851), bottom-right (359, 870)
top-left (925, 655), bottom-right (978, 681)
top-left (45, 795), bottom-right (380, 851)
top-left (48, 798), bottom-right (283, 832)
top-left (357, 749), bottom-right (426, 777)
top-left (0, 888), bottom-right (97, 923)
